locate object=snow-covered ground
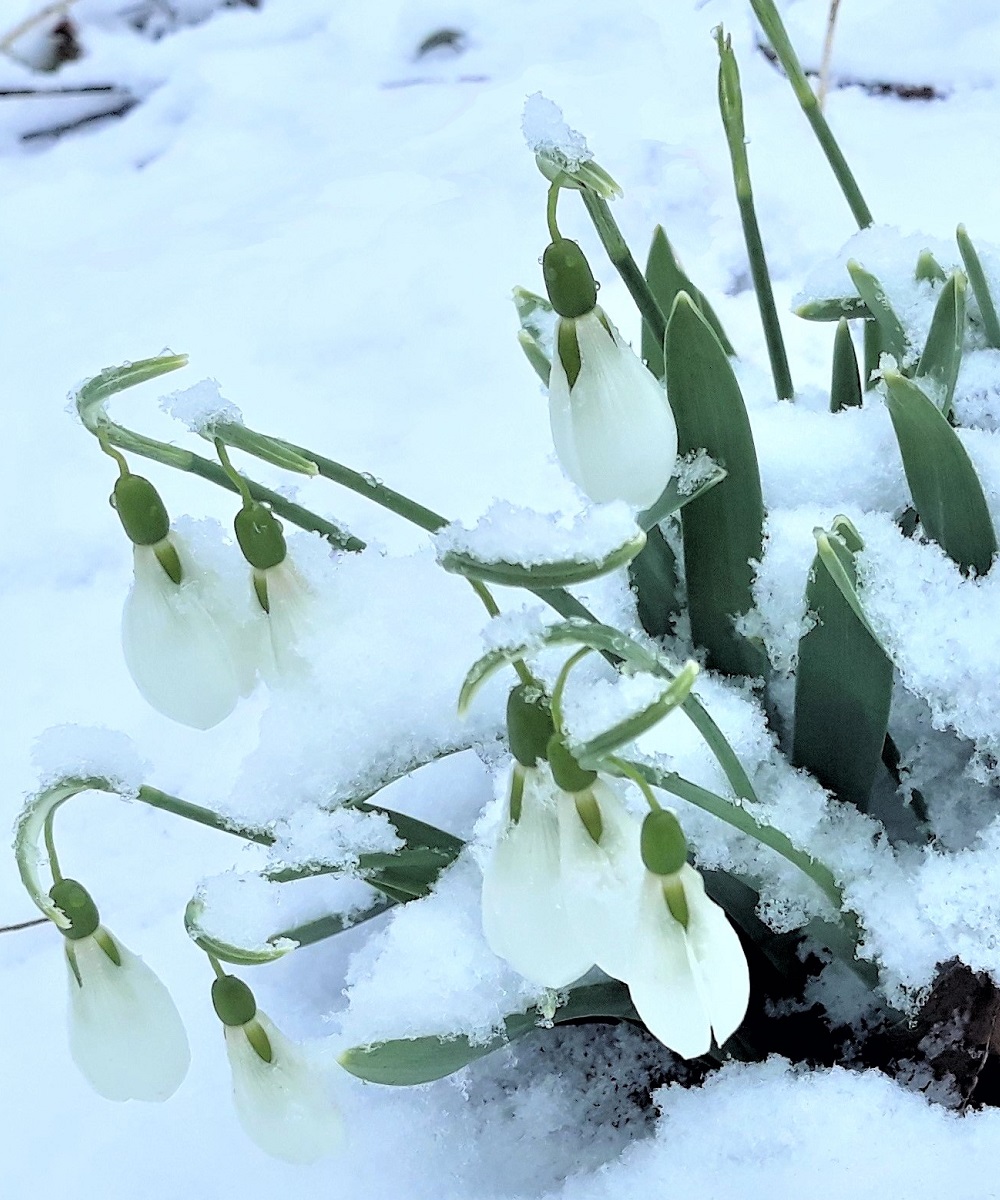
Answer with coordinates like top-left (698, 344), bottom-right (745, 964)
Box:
top-left (7, 0), bottom-right (1000, 1194)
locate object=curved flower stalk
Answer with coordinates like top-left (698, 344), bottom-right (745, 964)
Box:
top-left (49, 877), bottom-right (190, 1101)
top-left (212, 972), bottom-right (342, 1163)
top-left (543, 238), bottom-right (678, 508)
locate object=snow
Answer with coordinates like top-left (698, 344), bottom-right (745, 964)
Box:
top-left (8, 0), bottom-right (1000, 1196)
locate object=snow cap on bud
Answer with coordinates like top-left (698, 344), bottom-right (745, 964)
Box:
top-left (542, 239), bottom-right (597, 319)
top-left (506, 684), bottom-right (555, 768)
top-left (640, 809), bottom-right (688, 877)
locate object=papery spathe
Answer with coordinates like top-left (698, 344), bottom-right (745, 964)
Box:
top-left (623, 865), bottom-right (749, 1059)
top-left (65, 929), bottom-right (190, 1102)
top-left (122, 537), bottom-right (255, 729)
top-left (224, 1013), bottom-right (343, 1163)
top-left (548, 310), bottom-right (678, 508)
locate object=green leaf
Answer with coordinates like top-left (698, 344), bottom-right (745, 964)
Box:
top-left (664, 292), bottom-right (767, 676)
top-left (794, 295), bottom-right (871, 322)
top-left (846, 261), bottom-right (908, 364)
top-left (338, 981), bottom-right (638, 1086)
top-left (956, 225), bottom-right (1000, 349)
top-left (628, 524), bottom-right (679, 638)
top-left (574, 661), bottom-right (699, 766)
top-left (513, 287), bottom-right (555, 383)
top-left (915, 250), bottom-right (947, 285)
top-left (75, 354), bottom-right (189, 432)
top-left (636, 456), bottom-right (728, 530)
top-left (643, 226), bottom-right (735, 379)
top-left (916, 271), bottom-right (966, 418)
top-left (882, 370), bottom-right (996, 575)
top-left (439, 528), bottom-right (646, 590)
top-left (793, 522), bottom-right (894, 811)
top-left (830, 318), bottom-right (862, 412)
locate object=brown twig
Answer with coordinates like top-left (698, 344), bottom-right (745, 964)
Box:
top-left (0, 917), bottom-right (47, 934)
top-left (817, 0), bottom-right (842, 111)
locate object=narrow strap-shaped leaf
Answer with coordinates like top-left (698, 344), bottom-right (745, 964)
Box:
top-left (439, 528), bottom-right (646, 590)
top-left (628, 524), bottom-right (679, 637)
top-left (956, 225), bottom-right (1000, 349)
top-left (847, 260), bottom-right (908, 363)
top-left (830, 318), bottom-right (862, 411)
top-left (643, 225), bottom-right (735, 378)
top-left (915, 250), bottom-right (947, 284)
top-left (636, 456), bottom-right (727, 530)
top-left (664, 292), bottom-right (767, 676)
top-left (516, 330), bottom-right (551, 384)
top-left (793, 522), bottom-right (893, 812)
top-left (882, 370), bottom-right (997, 575)
top-left (916, 270), bottom-right (966, 419)
top-left (338, 981), bottom-right (638, 1086)
top-left (574, 661), bottom-right (699, 766)
top-left (794, 295), bottom-right (871, 322)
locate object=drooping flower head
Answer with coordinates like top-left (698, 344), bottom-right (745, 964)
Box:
top-left (542, 238), bottom-right (678, 508)
top-left (211, 972), bottom-right (342, 1163)
top-left (51, 878), bottom-right (190, 1102)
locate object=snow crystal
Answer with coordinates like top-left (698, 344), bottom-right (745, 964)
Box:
top-left (436, 500), bottom-right (640, 567)
top-left (30, 725), bottom-right (149, 797)
top-left (273, 803), bottom-right (402, 869)
top-left (161, 377), bottom-right (244, 432)
top-left (521, 93), bottom-right (592, 171)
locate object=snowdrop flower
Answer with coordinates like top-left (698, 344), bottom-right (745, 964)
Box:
top-left (543, 238), bottom-right (678, 508)
top-left (233, 497), bottom-right (314, 682)
top-left (113, 468), bottom-right (254, 728)
top-left (621, 810), bottom-right (750, 1059)
top-left (52, 878), bottom-right (190, 1102)
top-left (212, 973), bottom-right (342, 1164)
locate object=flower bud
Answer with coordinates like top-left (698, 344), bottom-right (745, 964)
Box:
top-left (234, 502), bottom-right (287, 572)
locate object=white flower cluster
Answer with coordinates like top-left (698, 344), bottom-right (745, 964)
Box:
top-left (481, 766), bottom-right (749, 1059)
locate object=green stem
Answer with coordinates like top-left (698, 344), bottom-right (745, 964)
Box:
top-left (749, 0), bottom-right (873, 229)
top-left (94, 420), bottom-right (363, 551)
top-left (549, 647), bottom-right (593, 734)
top-left (579, 188), bottom-right (668, 351)
top-left (612, 757), bottom-right (843, 912)
top-left (546, 182), bottom-right (562, 242)
top-left (716, 27), bottom-right (794, 400)
top-left (43, 810), bottom-right (63, 883)
top-left (214, 438), bottom-right (254, 507)
top-left (136, 786), bottom-right (275, 846)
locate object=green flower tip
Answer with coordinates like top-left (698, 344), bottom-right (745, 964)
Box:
top-left (49, 878), bottom-right (100, 941)
top-left (641, 810), bottom-right (688, 877)
top-left (546, 734), bottom-right (597, 794)
top-left (212, 974), bottom-right (258, 1028)
top-left (542, 239), bottom-right (598, 319)
top-left (506, 684), bottom-right (555, 767)
top-left (112, 473), bottom-right (171, 547)
top-left (234, 502), bottom-right (287, 571)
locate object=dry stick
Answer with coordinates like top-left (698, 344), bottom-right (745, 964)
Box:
top-left (0, 917), bottom-right (48, 934)
top-left (817, 0), bottom-right (843, 112)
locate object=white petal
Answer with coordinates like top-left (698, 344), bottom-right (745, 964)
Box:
top-left (224, 1014), bottom-right (343, 1164)
top-left (549, 310), bottom-right (678, 508)
top-left (258, 560), bottom-right (314, 684)
top-left (681, 865), bottom-right (751, 1048)
top-left (623, 872), bottom-right (714, 1058)
top-left (122, 542), bottom-right (248, 729)
top-left (66, 931), bottom-right (190, 1102)
top-left (481, 770), bottom-right (593, 988)
top-left (556, 780), bottom-right (644, 980)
